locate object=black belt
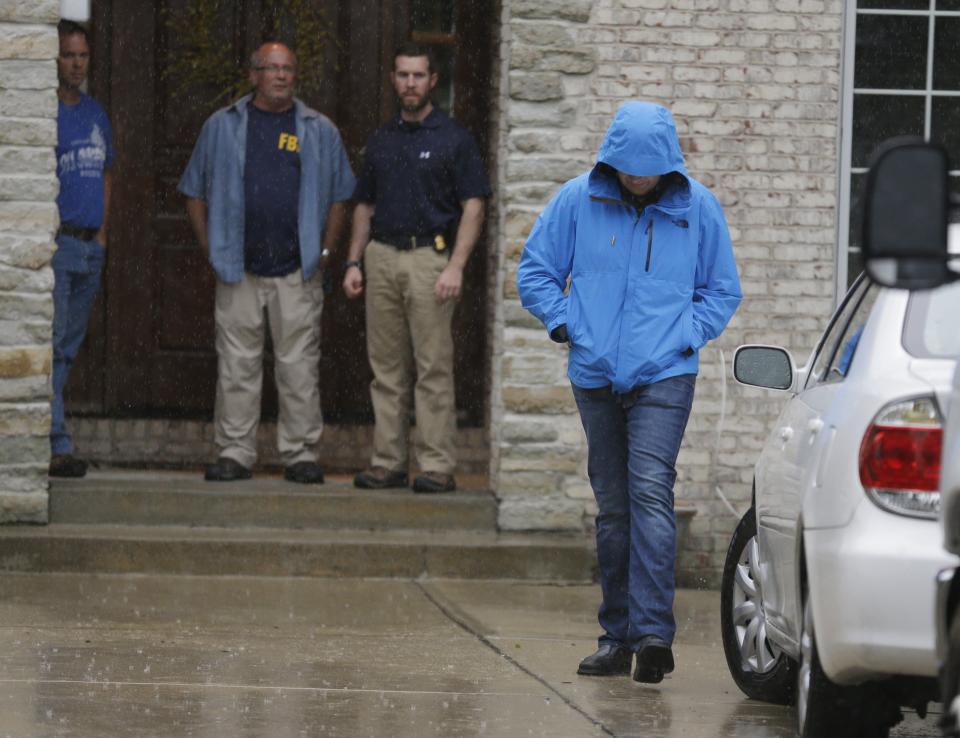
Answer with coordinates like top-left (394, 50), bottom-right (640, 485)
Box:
top-left (58, 225), bottom-right (99, 241)
top-left (373, 233), bottom-right (444, 251)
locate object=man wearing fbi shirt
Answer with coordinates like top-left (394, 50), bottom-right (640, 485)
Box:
top-left (179, 42), bottom-right (354, 484)
top-left (343, 42), bottom-right (490, 494)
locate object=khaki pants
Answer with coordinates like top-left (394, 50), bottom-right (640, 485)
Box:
top-left (214, 271), bottom-right (323, 468)
top-left (365, 240), bottom-right (456, 474)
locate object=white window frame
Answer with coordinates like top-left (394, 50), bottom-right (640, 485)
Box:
top-left (838, 2), bottom-right (960, 299)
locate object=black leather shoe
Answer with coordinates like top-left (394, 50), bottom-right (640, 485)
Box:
top-left (412, 471), bottom-right (456, 493)
top-left (354, 466), bottom-right (408, 489)
top-left (49, 454), bottom-right (88, 478)
top-left (284, 461), bottom-right (324, 484)
top-left (577, 645), bottom-right (632, 676)
top-left (204, 457), bottom-right (252, 482)
top-left (632, 638), bottom-right (674, 683)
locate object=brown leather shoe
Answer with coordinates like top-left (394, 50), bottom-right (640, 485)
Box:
top-left (412, 471), bottom-right (456, 493)
top-left (354, 466), bottom-right (408, 489)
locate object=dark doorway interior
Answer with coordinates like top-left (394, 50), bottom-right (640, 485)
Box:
top-left (69, 0), bottom-right (493, 428)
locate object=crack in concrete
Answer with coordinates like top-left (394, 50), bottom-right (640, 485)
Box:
top-left (415, 580), bottom-right (616, 737)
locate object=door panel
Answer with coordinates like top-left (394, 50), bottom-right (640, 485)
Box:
top-left (70, 0), bottom-right (493, 428)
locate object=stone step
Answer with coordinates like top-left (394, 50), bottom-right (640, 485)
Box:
top-left (0, 524), bottom-right (596, 582)
top-left (49, 471), bottom-right (497, 532)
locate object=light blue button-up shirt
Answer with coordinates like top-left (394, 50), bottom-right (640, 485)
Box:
top-left (178, 94), bottom-right (355, 284)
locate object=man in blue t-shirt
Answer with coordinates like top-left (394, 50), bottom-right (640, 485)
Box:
top-left (179, 42), bottom-right (354, 484)
top-left (49, 20), bottom-right (114, 478)
top-left (342, 43), bottom-right (490, 494)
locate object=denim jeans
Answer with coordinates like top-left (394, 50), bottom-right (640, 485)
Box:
top-left (572, 374), bottom-right (696, 648)
top-left (50, 234), bottom-right (104, 456)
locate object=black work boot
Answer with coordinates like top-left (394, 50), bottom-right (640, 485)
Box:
top-left (354, 466), bottom-right (408, 489)
top-left (204, 457), bottom-right (252, 482)
top-left (577, 645), bottom-right (633, 676)
top-left (284, 461), bottom-right (324, 484)
top-left (632, 638), bottom-right (674, 683)
top-left (49, 454), bottom-right (88, 478)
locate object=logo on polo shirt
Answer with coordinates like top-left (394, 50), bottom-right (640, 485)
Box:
top-left (419, 151), bottom-right (431, 159)
top-left (277, 133), bottom-right (300, 152)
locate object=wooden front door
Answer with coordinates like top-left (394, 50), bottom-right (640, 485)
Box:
top-left (70, 0), bottom-right (493, 428)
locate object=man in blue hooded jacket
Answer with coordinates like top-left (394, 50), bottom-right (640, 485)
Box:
top-left (517, 102), bottom-right (742, 683)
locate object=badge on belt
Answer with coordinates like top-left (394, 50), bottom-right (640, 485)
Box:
top-left (433, 234), bottom-right (447, 253)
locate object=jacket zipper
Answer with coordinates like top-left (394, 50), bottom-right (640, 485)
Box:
top-left (645, 220), bottom-right (654, 272)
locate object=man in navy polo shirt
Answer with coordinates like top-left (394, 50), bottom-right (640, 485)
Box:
top-left (49, 20), bottom-right (114, 478)
top-left (343, 42), bottom-right (490, 493)
top-left (179, 42), bottom-right (354, 484)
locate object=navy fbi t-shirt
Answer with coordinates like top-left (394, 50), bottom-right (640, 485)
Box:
top-left (244, 105), bottom-right (301, 276)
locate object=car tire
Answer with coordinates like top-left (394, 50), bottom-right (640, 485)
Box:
top-left (720, 506), bottom-right (795, 704)
top-left (941, 608), bottom-right (960, 737)
top-left (797, 581), bottom-right (899, 738)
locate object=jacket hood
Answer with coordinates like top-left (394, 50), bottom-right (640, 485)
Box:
top-left (596, 102), bottom-right (687, 178)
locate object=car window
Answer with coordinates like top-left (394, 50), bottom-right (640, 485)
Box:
top-left (822, 287), bottom-right (877, 384)
top-left (805, 275), bottom-right (874, 389)
top-left (903, 280), bottom-right (960, 358)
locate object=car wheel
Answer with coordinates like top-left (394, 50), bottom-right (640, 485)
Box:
top-left (941, 608), bottom-right (960, 737)
top-left (720, 506), bottom-right (795, 704)
top-left (797, 582), bottom-right (898, 738)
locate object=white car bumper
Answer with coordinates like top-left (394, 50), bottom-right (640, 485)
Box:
top-left (805, 497), bottom-right (957, 684)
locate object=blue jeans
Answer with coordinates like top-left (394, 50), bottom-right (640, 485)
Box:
top-left (50, 234), bottom-right (104, 456)
top-left (572, 374), bottom-right (696, 649)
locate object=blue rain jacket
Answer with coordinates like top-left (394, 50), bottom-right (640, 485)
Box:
top-left (517, 102), bottom-right (742, 392)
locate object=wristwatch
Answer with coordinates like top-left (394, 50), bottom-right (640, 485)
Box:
top-left (344, 259), bottom-right (362, 271)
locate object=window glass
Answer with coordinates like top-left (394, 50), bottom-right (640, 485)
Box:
top-left (935, 18), bottom-right (960, 90)
top-left (858, 0), bottom-right (931, 7)
top-left (855, 14), bottom-right (928, 90)
top-left (904, 281), bottom-right (960, 358)
top-left (806, 277), bottom-right (872, 389)
top-left (852, 94), bottom-right (924, 168)
top-left (412, 0), bottom-right (454, 33)
top-left (822, 286), bottom-right (878, 384)
top-left (842, 5), bottom-right (960, 290)
top-left (931, 97), bottom-right (960, 166)
top-left (411, 0), bottom-right (456, 114)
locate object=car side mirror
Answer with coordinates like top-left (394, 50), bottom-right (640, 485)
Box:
top-left (734, 346), bottom-right (794, 392)
top-left (861, 138), bottom-right (954, 290)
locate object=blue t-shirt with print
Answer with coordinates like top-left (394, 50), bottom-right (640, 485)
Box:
top-left (56, 93), bottom-right (114, 229)
top-left (244, 105), bottom-right (301, 276)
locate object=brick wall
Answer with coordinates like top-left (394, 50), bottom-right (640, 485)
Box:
top-left (0, 1), bottom-right (59, 522)
top-left (492, 0), bottom-right (843, 585)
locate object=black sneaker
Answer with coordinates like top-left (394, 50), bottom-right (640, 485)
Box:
top-left (49, 454), bottom-right (88, 478)
top-left (632, 638), bottom-right (674, 684)
top-left (204, 457), bottom-right (252, 482)
top-left (577, 645), bottom-right (632, 676)
top-left (284, 461), bottom-right (324, 484)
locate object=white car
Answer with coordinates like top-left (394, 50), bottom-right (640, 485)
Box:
top-left (720, 274), bottom-right (960, 737)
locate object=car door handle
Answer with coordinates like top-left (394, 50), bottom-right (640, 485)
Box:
top-left (807, 418), bottom-right (824, 434)
top-left (779, 427), bottom-right (793, 442)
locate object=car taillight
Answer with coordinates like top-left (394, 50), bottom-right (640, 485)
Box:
top-left (858, 396), bottom-right (943, 519)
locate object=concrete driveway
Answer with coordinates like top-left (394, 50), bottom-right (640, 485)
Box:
top-left (0, 574), bottom-right (940, 736)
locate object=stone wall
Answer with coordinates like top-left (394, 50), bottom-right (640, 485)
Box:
top-left (491, 0), bottom-right (843, 586)
top-left (0, 1), bottom-right (59, 522)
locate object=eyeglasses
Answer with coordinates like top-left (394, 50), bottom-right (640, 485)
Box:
top-left (255, 64), bottom-right (295, 75)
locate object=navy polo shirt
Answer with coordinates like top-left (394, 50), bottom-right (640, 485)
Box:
top-left (244, 105), bottom-right (301, 276)
top-left (353, 108), bottom-right (490, 239)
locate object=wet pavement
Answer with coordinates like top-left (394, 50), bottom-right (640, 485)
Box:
top-left (0, 573), bottom-right (941, 736)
